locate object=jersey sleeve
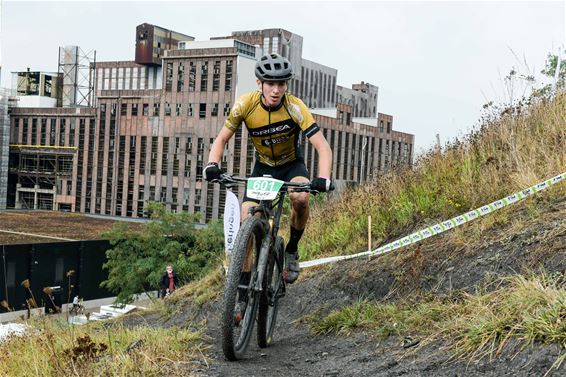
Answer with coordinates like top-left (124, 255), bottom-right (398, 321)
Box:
top-left (287, 96), bottom-right (320, 138)
top-left (223, 93), bottom-right (253, 132)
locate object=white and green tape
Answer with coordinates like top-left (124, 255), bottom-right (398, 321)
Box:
top-left (299, 171), bottom-right (566, 269)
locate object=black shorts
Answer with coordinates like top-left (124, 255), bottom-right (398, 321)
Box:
top-left (243, 159), bottom-right (310, 203)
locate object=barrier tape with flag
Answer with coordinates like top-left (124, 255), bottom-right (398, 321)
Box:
top-left (299, 171), bottom-right (566, 269)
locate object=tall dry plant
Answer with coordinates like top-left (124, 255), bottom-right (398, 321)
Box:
top-left (303, 92), bottom-right (566, 260)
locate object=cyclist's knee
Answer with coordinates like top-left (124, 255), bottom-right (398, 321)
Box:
top-left (291, 192), bottom-right (309, 211)
top-left (240, 201), bottom-right (257, 220)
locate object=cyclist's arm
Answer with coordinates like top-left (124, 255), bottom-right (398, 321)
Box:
top-left (207, 127), bottom-right (235, 164)
top-left (308, 132), bottom-right (333, 178)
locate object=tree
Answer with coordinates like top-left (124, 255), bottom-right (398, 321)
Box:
top-left (533, 52), bottom-right (566, 97)
top-left (101, 202), bottom-right (224, 303)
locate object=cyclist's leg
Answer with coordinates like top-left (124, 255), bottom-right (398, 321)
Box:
top-left (282, 160), bottom-right (310, 283)
top-left (240, 200), bottom-right (259, 272)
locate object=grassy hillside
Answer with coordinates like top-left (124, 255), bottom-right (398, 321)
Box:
top-left (300, 92), bottom-right (566, 374)
top-left (302, 94), bottom-right (565, 260)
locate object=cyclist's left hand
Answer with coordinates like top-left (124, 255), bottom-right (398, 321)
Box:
top-left (311, 177), bottom-right (334, 192)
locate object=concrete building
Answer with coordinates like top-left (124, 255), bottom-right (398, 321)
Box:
top-left (6, 24), bottom-right (414, 222)
top-left (337, 81), bottom-right (379, 118)
top-left (10, 70), bottom-right (61, 108)
top-left (0, 88), bottom-right (9, 209)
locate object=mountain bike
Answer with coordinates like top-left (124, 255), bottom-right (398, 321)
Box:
top-left (214, 174), bottom-right (318, 361)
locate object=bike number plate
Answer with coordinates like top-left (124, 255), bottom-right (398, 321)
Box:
top-left (246, 177), bottom-right (284, 200)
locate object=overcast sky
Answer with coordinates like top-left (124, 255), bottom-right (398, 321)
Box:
top-left (1, 1), bottom-right (564, 153)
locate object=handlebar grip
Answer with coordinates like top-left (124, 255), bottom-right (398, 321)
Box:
top-left (329, 180), bottom-right (336, 191)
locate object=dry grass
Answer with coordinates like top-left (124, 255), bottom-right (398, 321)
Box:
top-left (0, 317), bottom-right (207, 377)
top-left (0, 211), bottom-right (143, 244)
top-left (311, 273), bottom-right (566, 373)
top-left (302, 93), bottom-right (566, 261)
top-left (166, 264), bottom-right (225, 309)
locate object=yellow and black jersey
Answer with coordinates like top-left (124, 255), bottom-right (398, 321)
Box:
top-left (224, 91), bottom-right (320, 166)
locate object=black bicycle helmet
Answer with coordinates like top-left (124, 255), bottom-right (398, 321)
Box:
top-left (255, 53), bottom-right (293, 81)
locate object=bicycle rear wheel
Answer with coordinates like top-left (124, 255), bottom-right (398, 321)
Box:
top-left (257, 235), bottom-right (285, 348)
top-left (222, 217), bottom-right (264, 361)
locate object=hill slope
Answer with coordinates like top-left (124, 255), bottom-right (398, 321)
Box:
top-left (147, 191), bottom-right (565, 376)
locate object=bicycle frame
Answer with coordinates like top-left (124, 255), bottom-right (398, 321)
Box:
top-left (250, 190), bottom-right (287, 296)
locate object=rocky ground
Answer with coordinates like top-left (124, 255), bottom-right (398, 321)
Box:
top-left (127, 196), bottom-right (566, 376)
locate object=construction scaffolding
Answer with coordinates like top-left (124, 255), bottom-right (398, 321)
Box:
top-left (58, 46), bottom-right (96, 107)
top-left (0, 88), bottom-right (9, 209)
top-left (9, 145), bottom-right (76, 210)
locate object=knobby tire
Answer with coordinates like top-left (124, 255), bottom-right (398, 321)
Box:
top-left (222, 217), bottom-right (265, 361)
top-left (257, 235), bottom-right (285, 348)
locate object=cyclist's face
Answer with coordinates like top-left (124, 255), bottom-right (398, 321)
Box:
top-left (258, 80), bottom-right (287, 107)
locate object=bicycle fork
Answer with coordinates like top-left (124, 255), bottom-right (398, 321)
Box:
top-left (253, 232), bottom-right (272, 293)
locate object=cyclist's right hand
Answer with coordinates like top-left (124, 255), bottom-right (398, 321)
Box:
top-left (203, 162), bottom-right (222, 181)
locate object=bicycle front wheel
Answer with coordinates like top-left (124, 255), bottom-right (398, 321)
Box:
top-left (222, 216), bottom-right (264, 361)
top-left (257, 235), bottom-right (285, 348)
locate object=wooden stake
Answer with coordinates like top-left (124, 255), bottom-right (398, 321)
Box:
top-left (368, 215), bottom-right (372, 252)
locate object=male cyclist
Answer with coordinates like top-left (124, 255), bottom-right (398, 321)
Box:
top-left (204, 53), bottom-right (333, 284)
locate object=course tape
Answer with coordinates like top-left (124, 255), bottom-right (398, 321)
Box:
top-left (299, 171), bottom-right (566, 269)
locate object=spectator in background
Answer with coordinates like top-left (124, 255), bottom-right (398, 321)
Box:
top-left (160, 265), bottom-right (179, 298)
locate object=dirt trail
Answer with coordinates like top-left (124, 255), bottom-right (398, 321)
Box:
top-left (137, 198), bottom-right (566, 376)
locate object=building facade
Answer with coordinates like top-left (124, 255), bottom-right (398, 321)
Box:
top-left (0, 88), bottom-right (10, 209)
top-left (6, 25), bottom-right (414, 222)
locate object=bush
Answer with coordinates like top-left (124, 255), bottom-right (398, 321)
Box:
top-left (101, 202), bottom-right (224, 303)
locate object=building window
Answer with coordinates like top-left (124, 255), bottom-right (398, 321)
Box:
top-left (153, 103), bottom-right (160, 116)
top-left (31, 118), bottom-right (37, 145)
top-left (387, 122), bottom-right (392, 133)
top-left (150, 136), bottom-right (158, 175)
top-left (165, 102), bottom-right (171, 116)
top-left (194, 188), bottom-right (201, 213)
top-left (173, 137), bottom-right (180, 177)
top-left (199, 103), bottom-right (206, 119)
top-left (132, 103), bottom-right (138, 116)
top-left (223, 103), bottom-right (230, 116)
top-left (140, 136), bottom-right (147, 175)
top-left (165, 62), bottom-right (173, 92)
top-left (200, 61), bottom-right (208, 91)
top-left (50, 119), bottom-right (56, 145)
top-left (40, 119), bottom-right (46, 145)
top-left (196, 137), bottom-right (204, 180)
top-left (162, 137), bottom-right (169, 177)
top-left (121, 103), bottom-right (127, 116)
top-left (225, 60), bottom-right (233, 91)
top-left (59, 119), bottom-right (66, 146)
top-left (211, 103), bottom-right (219, 116)
top-left (188, 103), bottom-right (194, 117)
top-left (212, 60), bottom-right (220, 91)
top-left (379, 121), bottom-right (384, 132)
top-left (69, 118), bottom-right (75, 147)
top-left (176, 103), bottom-right (182, 116)
top-left (143, 103), bottom-right (149, 116)
top-left (177, 62), bottom-right (184, 92)
top-left (263, 37), bottom-right (269, 56)
top-left (189, 61), bottom-right (196, 92)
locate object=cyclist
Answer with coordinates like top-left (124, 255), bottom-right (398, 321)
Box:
top-left (204, 53), bottom-right (333, 284)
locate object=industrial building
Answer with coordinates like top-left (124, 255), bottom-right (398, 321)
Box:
top-left (6, 24), bottom-right (414, 223)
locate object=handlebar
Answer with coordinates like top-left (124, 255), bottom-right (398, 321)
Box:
top-left (213, 174), bottom-right (318, 193)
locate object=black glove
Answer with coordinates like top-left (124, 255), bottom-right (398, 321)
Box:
top-left (203, 162), bottom-right (222, 181)
top-left (311, 177), bottom-right (334, 192)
